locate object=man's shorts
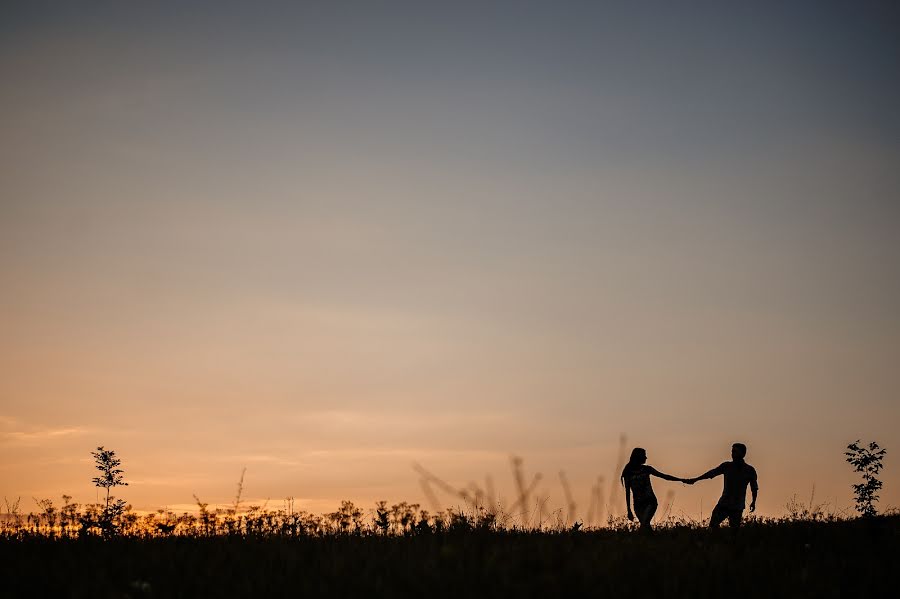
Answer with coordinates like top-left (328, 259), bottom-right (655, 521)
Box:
top-left (710, 503), bottom-right (744, 528)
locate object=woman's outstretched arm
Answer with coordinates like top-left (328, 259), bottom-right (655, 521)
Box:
top-left (647, 467), bottom-right (683, 482)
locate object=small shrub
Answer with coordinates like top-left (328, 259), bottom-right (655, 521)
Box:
top-left (91, 446), bottom-right (129, 536)
top-left (845, 440), bottom-right (887, 517)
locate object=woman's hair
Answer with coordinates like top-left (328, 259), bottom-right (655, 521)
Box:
top-left (621, 447), bottom-right (647, 487)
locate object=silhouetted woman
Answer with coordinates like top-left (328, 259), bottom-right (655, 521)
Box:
top-left (622, 447), bottom-right (684, 531)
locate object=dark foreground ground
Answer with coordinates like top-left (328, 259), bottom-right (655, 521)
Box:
top-left (3, 516), bottom-right (896, 598)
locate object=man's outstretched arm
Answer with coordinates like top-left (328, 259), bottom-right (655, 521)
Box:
top-left (688, 464), bottom-right (724, 484)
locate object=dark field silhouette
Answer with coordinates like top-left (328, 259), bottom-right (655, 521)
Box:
top-left (2, 514), bottom-right (896, 598)
top-left (1, 441), bottom-right (890, 597)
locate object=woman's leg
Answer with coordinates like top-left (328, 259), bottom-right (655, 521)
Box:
top-left (637, 499), bottom-right (658, 530)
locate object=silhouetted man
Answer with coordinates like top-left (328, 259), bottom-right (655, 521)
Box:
top-left (687, 443), bottom-right (758, 529)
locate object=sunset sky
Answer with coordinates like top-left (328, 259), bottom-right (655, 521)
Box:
top-left (2, 2), bottom-right (898, 521)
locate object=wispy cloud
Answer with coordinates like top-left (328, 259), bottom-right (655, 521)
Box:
top-left (126, 475), bottom-right (215, 487)
top-left (160, 498), bottom-right (312, 515)
top-left (214, 454), bottom-right (308, 467)
top-left (303, 447), bottom-right (506, 460)
top-left (297, 408), bottom-right (511, 433)
top-left (0, 415), bottom-right (21, 428)
top-left (0, 426), bottom-right (91, 445)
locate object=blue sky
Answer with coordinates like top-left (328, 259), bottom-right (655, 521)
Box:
top-left (2, 1), bottom-right (898, 518)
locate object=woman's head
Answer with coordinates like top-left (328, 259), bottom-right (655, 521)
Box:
top-left (628, 447), bottom-right (648, 465)
top-left (621, 447), bottom-right (648, 486)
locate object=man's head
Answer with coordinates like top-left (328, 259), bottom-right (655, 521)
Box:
top-left (732, 443), bottom-right (747, 460)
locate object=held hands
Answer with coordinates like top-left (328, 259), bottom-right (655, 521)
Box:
top-left (680, 477), bottom-right (697, 485)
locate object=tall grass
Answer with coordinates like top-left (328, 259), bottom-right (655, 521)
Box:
top-left (1, 512), bottom-right (895, 598)
top-left (2, 444), bottom-right (894, 598)
top-left (0, 489), bottom-right (870, 540)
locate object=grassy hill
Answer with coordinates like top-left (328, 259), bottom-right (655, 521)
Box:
top-left (2, 515), bottom-right (895, 598)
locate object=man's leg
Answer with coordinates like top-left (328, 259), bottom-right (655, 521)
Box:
top-left (709, 503), bottom-right (728, 528)
top-left (727, 508), bottom-right (743, 529)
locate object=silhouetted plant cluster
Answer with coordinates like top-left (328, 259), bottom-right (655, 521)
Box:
top-left (1, 497), bottom-right (515, 540)
top-left (7, 493), bottom-right (863, 541)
